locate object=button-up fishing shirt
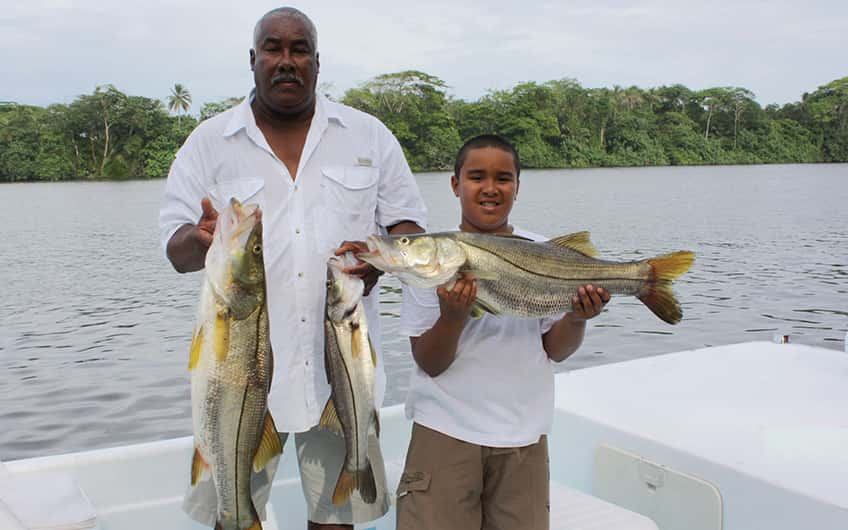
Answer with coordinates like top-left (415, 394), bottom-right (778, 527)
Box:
top-left (159, 93), bottom-right (427, 432)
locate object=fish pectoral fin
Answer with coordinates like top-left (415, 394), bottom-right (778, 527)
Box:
top-left (471, 299), bottom-right (500, 317)
top-left (213, 307), bottom-right (230, 362)
top-left (318, 398), bottom-right (343, 435)
top-left (253, 412), bottom-right (283, 472)
top-left (188, 325), bottom-right (204, 370)
top-left (548, 231), bottom-right (598, 257)
top-left (461, 268), bottom-right (499, 281)
top-left (190, 447), bottom-right (209, 486)
top-left (351, 323), bottom-right (362, 358)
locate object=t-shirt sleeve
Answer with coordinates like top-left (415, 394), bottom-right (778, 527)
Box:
top-left (374, 123), bottom-right (427, 231)
top-left (158, 137), bottom-right (208, 255)
top-left (399, 285), bottom-right (441, 338)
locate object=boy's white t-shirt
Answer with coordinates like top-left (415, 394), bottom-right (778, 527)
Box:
top-left (399, 227), bottom-right (562, 448)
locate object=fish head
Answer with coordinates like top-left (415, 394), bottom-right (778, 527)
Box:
top-left (325, 253), bottom-right (364, 322)
top-left (207, 198), bottom-right (265, 297)
top-left (359, 233), bottom-right (466, 288)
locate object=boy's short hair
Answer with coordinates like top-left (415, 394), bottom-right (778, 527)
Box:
top-left (454, 134), bottom-right (521, 179)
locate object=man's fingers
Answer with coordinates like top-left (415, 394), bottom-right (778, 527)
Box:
top-left (200, 197), bottom-right (219, 221)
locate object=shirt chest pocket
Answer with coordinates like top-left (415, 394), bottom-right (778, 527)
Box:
top-left (317, 166), bottom-right (379, 248)
top-left (208, 178), bottom-right (265, 212)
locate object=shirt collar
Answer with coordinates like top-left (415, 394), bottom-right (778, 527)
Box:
top-left (223, 91), bottom-right (346, 137)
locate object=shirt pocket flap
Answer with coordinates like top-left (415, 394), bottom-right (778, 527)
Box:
top-left (321, 166), bottom-right (379, 190)
top-left (210, 178), bottom-right (265, 206)
top-left (395, 471), bottom-right (431, 497)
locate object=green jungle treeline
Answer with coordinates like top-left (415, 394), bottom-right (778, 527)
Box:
top-left (1, 72), bottom-right (846, 181)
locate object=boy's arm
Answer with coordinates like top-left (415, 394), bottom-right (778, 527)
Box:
top-left (409, 277), bottom-right (477, 377)
top-left (543, 284), bottom-right (609, 362)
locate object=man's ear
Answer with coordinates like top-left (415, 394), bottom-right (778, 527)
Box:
top-left (316, 52), bottom-right (320, 74)
top-left (249, 49), bottom-right (256, 71)
top-left (450, 175), bottom-right (460, 197)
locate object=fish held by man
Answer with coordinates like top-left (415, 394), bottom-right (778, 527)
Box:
top-left (319, 253), bottom-right (380, 505)
top-left (359, 231), bottom-right (694, 324)
top-left (188, 198), bottom-right (283, 530)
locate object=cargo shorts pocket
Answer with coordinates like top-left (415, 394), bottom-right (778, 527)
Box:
top-left (395, 471), bottom-right (431, 530)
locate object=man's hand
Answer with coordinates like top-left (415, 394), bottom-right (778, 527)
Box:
top-left (193, 197), bottom-right (219, 249)
top-left (335, 240), bottom-right (383, 296)
top-left (436, 274), bottom-right (477, 324)
top-left (166, 197), bottom-right (219, 273)
top-left (565, 284), bottom-right (610, 323)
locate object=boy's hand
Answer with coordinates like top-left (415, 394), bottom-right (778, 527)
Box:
top-left (436, 274), bottom-right (478, 323)
top-left (566, 284), bottom-right (609, 322)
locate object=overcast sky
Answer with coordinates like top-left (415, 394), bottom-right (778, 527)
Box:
top-left (3, 0), bottom-right (846, 114)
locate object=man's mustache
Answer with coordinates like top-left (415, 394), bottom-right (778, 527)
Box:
top-left (272, 73), bottom-right (303, 86)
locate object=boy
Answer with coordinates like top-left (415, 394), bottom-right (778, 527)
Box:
top-left (395, 135), bottom-right (609, 530)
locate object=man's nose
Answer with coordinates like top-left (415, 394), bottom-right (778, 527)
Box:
top-left (277, 49), bottom-right (295, 69)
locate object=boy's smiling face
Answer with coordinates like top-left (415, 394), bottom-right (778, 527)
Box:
top-left (452, 146), bottom-right (520, 234)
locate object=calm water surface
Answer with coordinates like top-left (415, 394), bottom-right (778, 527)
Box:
top-left (1, 164), bottom-right (846, 460)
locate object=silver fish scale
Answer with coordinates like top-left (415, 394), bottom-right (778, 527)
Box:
top-left (197, 305), bottom-right (272, 530)
top-left (458, 237), bottom-right (651, 318)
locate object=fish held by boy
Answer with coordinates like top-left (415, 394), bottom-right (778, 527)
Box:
top-left (359, 231), bottom-right (694, 324)
top-left (319, 252), bottom-right (381, 505)
top-left (187, 198), bottom-right (283, 530)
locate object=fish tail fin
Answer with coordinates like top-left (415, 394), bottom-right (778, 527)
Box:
top-left (246, 519), bottom-right (263, 530)
top-left (332, 466), bottom-right (356, 506)
top-left (638, 251), bottom-right (695, 325)
top-left (358, 461), bottom-right (378, 504)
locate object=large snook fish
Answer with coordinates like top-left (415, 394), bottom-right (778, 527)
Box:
top-left (319, 253), bottom-right (380, 505)
top-left (188, 198), bottom-right (282, 530)
top-left (359, 231), bottom-right (695, 324)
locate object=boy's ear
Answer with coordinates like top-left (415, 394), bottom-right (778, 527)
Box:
top-left (450, 174), bottom-right (460, 197)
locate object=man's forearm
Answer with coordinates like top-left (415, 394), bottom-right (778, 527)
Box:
top-left (166, 224), bottom-right (208, 273)
top-left (410, 316), bottom-right (465, 377)
top-left (387, 221), bottom-right (424, 235)
top-left (542, 315), bottom-right (586, 362)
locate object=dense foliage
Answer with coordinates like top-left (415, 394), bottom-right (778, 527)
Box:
top-left (1, 75), bottom-right (846, 181)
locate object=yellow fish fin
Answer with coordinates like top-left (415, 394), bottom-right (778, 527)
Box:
top-left (190, 447), bottom-right (209, 486)
top-left (253, 412), bottom-right (283, 472)
top-left (471, 299), bottom-right (500, 317)
top-left (332, 469), bottom-right (356, 506)
top-left (319, 398), bottom-right (343, 435)
top-left (188, 325), bottom-right (204, 370)
top-left (547, 231), bottom-right (597, 257)
top-left (214, 307), bottom-right (229, 362)
top-left (350, 322), bottom-right (362, 358)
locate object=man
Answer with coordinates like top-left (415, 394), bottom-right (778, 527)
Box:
top-left (159, 7), bottom-right (426, 529)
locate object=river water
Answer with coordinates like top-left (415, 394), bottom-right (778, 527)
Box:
top-left (1, 164), bottom-right (846, 460)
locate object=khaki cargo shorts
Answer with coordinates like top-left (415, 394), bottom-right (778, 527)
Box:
top-left (183, 425), bottom-right (390, 526)
top-left (396, 423), bottom-right (550, 530)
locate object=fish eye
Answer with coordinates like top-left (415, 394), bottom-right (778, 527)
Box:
top-left (399, 237), bottom-right (410, 245)
top-left (253, 244), bottom-right (262, 254)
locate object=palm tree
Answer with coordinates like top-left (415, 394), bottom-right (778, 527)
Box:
top-left (167, 84), bottom-right (192, 124)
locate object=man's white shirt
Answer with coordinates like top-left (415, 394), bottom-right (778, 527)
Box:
top-left (400, 227), bottom-right (562, 448)
top-left (160, 93), bottom-right (427, 432)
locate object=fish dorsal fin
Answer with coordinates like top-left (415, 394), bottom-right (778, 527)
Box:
top-left (319, 398), bottom-right (343, 435)
top-left (188, 325), bottom-right (204, 370)
top-left (213, 306), bottom-right (230, 362)
top-left (253, 412), bottom-right (283, 472)
top-left (548, 231), bottom-right (597, 257)
top-left (191, 447), bottom-right (209, 486)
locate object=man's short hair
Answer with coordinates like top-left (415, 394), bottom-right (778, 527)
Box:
top-left (454, 134), bottom-right (521, 179)
top-left (253, 7), bottom-right (318, 50)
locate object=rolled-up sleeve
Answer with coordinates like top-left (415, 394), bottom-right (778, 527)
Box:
top-left (158, 138), bottom-right (208, 255)
top-left (374, 124), bottom-right (427, 231)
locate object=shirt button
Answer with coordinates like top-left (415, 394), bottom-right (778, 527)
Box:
top-left (300, 317), bottom-right (306, 323)
top-left (298, 272), bottom-right (304, 278)
top-left (295, 228), bottom-right (301, 234)
top-left (305, 360), bottom-right (310, 366)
